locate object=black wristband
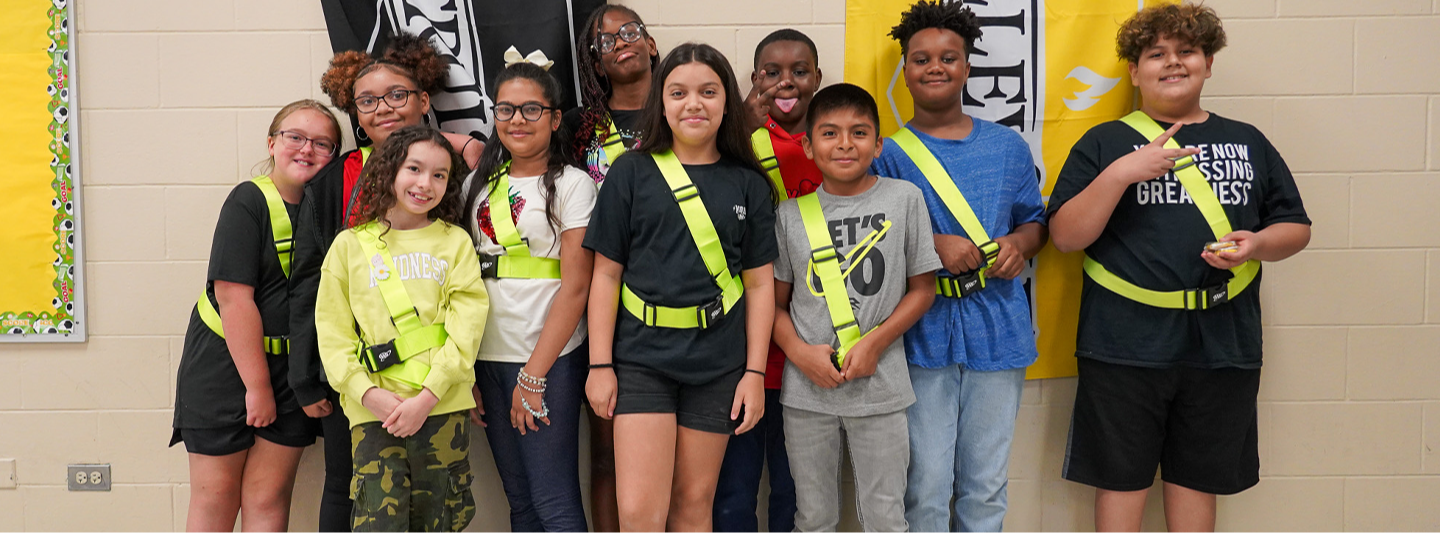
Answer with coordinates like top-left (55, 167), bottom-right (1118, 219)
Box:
top-left (745, 368), bottom-right (766, 378)
top-left (588, 363), bottom-right (615, 370)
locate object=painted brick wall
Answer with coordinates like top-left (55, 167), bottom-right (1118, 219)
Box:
top-left (1, 0), bottom-right (1437, 530)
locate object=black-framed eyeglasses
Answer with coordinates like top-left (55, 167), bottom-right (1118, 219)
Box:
top-left (593, 21), bottom-right (645, 55)
top-left (354, 89), bottom-right (420, 114)
top-left (492, 102), bottom-right (560, 122)
top-left (274, 130), bottom-right (338, 156)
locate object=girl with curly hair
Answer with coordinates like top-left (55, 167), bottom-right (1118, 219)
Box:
top-left (289, 33), bottom-right (485, 530)
top-left (315, 125), bottom-right (489, 532)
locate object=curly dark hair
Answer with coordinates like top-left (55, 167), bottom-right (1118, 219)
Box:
top-left (1116, 4), bottom-right (1226, 63)
top-left (571, 4), bottom-right (655, 163)
top-left (320, 33), bottom-right (449, 113)
top-left (888, 0), bottom-right (983, 57)
top-left (464, 62), bottom-right (573, 248)
top-left (636, 43), bottom-right (778, 204)
top-left (352, 125), bottom-right (467, 230)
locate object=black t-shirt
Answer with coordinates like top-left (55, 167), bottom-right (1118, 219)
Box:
top-left (583, 152), bottom-right (779, 383)
top-left (1045, 113), bottom-right (1310, 369)
top-left (562, 107), bottom-right (644, 186)
top-left (174, 181), bottom-right (302, 428)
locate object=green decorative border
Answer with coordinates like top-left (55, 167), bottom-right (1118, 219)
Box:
top-left (1, 2), bottom-right (76, 336)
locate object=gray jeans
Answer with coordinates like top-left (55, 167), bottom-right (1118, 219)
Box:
top-left (784, 406), bottom-right (910, 532)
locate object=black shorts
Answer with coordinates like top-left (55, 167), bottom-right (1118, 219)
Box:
top-left (613, 363), bottom-right (743, 435)
top-left (170, 409), bottom-right (318, 456)
top-left (1062, 357), bottom-right (1261, 495)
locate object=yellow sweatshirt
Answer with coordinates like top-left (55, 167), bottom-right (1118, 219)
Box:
top-left (316, 220), bottom-right (488, 428)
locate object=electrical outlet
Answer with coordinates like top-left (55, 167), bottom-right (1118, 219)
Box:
top-left (67, 464), bottom-right (110, 491)
top-left (0, 459), bottom-right (14, 489)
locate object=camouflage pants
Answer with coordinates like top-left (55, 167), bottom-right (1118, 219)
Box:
top-left (350, 412), bottom-right (475, 532)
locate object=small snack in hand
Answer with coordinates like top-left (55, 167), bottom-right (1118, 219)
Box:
top-left (1205, 241), bottom-right (1239, 254)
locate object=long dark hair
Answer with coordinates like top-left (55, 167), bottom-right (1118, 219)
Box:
top-left (464, 63), bottom-right (572, 245)
top-left (353, 125), bottom-right (467, 230)
top-left (572, 4), bottom-right (655, 163)
top-left (637, 43), bottom-right (777, 202)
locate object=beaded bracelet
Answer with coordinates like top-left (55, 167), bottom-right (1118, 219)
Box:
top-left (521, 395), bottom-right (549, 418)
top-left (518, 368), bottom-right (547, 386)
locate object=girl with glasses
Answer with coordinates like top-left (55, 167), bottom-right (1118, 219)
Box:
top-left (460, 58), bottom-right (596, 533)
top-left (171, 100), bottom-right (341, 531)
top-left (289, 33), bottom-right (484, 531)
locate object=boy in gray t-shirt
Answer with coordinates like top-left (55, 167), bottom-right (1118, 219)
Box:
top-left (772, 84), bottom-right (942, 532)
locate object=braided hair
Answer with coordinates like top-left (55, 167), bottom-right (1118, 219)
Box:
top-left (571, 5), bottom-right (655, 163)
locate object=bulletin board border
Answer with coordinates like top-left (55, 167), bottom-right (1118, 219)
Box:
top-left (1, 0), bottom-right (86, 343)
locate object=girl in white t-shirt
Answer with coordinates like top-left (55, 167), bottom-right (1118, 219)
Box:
top-left (461, 55), bottom-right (597, 531)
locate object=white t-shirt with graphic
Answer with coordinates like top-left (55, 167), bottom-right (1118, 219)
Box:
top-left (469, 165), bottom-right (597, 363)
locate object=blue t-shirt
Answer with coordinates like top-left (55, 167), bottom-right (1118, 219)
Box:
top-left (870, 119), bottom-right (1045, 370)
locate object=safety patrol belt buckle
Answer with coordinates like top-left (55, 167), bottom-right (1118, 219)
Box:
top-left (1198, 283), bottom-right (1229, 310)
top-left (697, 295), bottom-right (725, 329)
top-left (943, 270), bottom-right (985, 298)
top-left (477, 252), bottom-right (499, 279)
top-left (361, 340), bottom-right (400, 373)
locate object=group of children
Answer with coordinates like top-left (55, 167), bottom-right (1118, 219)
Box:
top-left (170, 1), bottom-right (1310, 532)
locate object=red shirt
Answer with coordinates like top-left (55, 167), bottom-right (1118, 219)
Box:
top-left (763, 117), bottom-right (822, 389)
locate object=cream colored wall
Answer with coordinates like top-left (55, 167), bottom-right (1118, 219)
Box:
top-left (1, 0), bottom-right (1436, 530)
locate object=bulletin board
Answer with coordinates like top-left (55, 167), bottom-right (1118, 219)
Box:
top-left (0, 0), bottom-right (84, 342)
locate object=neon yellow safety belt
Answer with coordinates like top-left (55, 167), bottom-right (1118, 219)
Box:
top-left (888, 128), bottom-right (1000, 297)
top-left (350, 222), bottom-right (449, 390)
top-left (796, 193), bottom-right (885, 369)
top-left (479, 164), bottom-right (561, 279)
top-left (196, 175), bottom-right (294, 355)
top-left (1082, 111), bottom-right (1260, 311)
top-left (619, 151), bottom-right (745, 329)
top-left (750, 127), bottom-right (788, 200)
top-left (597, 119), bottom-right (627, 173)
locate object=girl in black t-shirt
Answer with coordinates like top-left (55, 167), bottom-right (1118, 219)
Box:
top-left (567, 6), bottom-right (660, 529)
top-left (171, 100), bottom-right (342, 531)
top-left (582, 43), bottom-right (779, 531)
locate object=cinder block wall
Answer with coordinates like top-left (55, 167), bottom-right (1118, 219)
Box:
top-left (2, 0), bottom-right (1437, 530)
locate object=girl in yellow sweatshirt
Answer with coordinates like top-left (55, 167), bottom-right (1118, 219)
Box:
top-left (315, 124), bottom-right (488, 531)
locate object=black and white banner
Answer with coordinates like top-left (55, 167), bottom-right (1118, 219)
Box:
top-left (321, 0), bottom-right (604, 143)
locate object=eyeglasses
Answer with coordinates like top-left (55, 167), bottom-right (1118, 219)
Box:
top-left (492, 102), bottom-right (560, 122)
top-left (274, 130), bottom-right (338, 156)
top-left (354, 89), bottom-right (420, 114)
top-left (593, 21), bottom-right (645, 55)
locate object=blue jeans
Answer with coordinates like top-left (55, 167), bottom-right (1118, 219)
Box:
top-left (713, 389), bottom-right (796, 532)
top-left (905, 365), bottom-right (1026, 532)
top-left (475, 346), bottom-right (588, 532)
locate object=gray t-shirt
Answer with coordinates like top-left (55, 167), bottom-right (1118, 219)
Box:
top-left (775, 177), bottom-right (943, 417)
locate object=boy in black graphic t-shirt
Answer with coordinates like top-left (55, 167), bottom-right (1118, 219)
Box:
top-left (1046, 5), bottom-right (1310, 531)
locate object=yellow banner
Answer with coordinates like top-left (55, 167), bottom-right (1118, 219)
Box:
top-left (0, 0), bottom-right (78, 337)
top-left (845, 0), bottom-right (1171, 379)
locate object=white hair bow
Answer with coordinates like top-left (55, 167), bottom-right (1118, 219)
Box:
top-left (503, 46), bottom-right (554, 71)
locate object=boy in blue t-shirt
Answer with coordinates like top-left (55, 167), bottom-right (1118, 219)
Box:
top-left (868, 2), bottom-right (1048, 531)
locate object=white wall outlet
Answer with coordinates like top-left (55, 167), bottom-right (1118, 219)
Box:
top-left (67, 463), bottom-right (110, 491)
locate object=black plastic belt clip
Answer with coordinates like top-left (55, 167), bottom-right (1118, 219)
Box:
top-left (696, 295), bottom-right (725, 329)
top-left (939, 270), bottom-right (986, 298)
top-left (1196, 283), bottom-right (1229, 310)
top-left (477, 252), bottom-right (499, 279)
top-left (361, 339), bottom-right (400, 373)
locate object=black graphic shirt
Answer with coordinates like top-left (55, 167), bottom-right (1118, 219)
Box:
top-left (563, 108), bottom-right (644, 186)
top-left (1046, 113), bottom-right (1310, 369)
top-left (583, 152), bottom-right (778, 383)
